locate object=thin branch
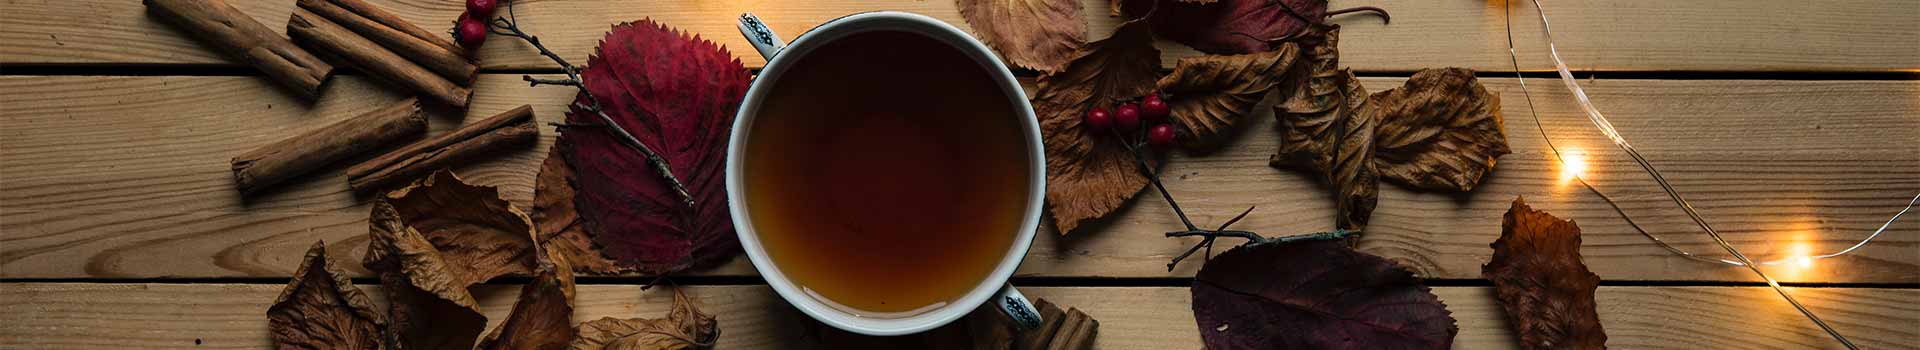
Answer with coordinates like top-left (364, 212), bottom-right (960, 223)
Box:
top-left (1325, 6), bottom-right (1391, 24)
top-left (1111, 127), bottom-right (1197, 231)
top-left (1090, 101), bottom-right (1352, 270)
top-left (524, 76), bottom-right (580, 87)
top-left (489, 1), bottom-right (696, 207)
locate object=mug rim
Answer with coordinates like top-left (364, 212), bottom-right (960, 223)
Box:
top-left (723, 11), bottom-right (1046, 336)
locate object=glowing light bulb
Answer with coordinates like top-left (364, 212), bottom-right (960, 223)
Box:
top-left (1558, 149), bottom-right (1588, 185)
top-left (1789, 242), bottom-right (1815, 270)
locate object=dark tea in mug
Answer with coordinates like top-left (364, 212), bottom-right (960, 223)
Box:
top-left (743, 29), bottom-right (1032, 316)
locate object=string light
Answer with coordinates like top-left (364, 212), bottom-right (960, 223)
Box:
top-left (1556, 148), bottom-right (1587, 185)
top-left (1504, 1), bottom-right (1919, 348)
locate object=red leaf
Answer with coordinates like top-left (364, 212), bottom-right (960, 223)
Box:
top-left (1127, 0), bottom-right (1330, 55)
top-left (1193, 240), bottom-right (1457, 349)
top-left (559, 19), bottom-right (751, 274)
top-left (1483, 197), bottom-right (1607, 349)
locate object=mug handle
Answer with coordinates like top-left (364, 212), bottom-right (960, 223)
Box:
top-left (736, 13), bottom-right (787, 60)
top-left (995, 284), bottom-right (1044, 331)
top-left (734, 12), bottom-right (1044, 332)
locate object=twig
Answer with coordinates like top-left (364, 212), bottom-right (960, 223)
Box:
top-left (1096, 110), bottom-right (1350, 271)
top-left (1325, 6), bottom-right (1391, 24)
top-left (488, 0), bottom-right (696, 207)
top-left (524, 77), bottom-right (580, 87)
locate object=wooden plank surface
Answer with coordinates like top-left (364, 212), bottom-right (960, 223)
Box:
top-left (2, 0), bottom-right (1916, 72)
top-left (0, 283), bottom-right (1912, 349)
top-left (3, 74), bottom-right (1915, 282)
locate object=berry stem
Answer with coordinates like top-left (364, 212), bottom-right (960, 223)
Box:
top-left (1098, 96), bottom-right (1352, 271)
top-left (489, 0), bottom-right (696, 207)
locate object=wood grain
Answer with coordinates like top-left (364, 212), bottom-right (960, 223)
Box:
top-left (0, 283), bottom-right (1912, 349)
top-left (2, 74), bottom-right (1913, 282)
top-left (1, 0), bottom-right (1915, 72)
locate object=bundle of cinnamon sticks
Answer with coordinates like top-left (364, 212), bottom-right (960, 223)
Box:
top-left (230, 99), bottom-right (538, 195)
top-left (287, 0), bottom-right (478, 108)
top-left (145, 0), bottom-right (335, 100)
top-left (143, 0), bottom-right (534, 195)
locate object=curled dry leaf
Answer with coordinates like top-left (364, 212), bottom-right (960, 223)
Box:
top-left (567, 290), bottom-right (718, 350)
top-left (478, 244), bottom-right (579, 350)
top-left (562, 19), bottom-right (749, 274)
top-left (956, 0), bottom-right (1087, 72)
top-left (1193, 240), bottom-right (1457, 349)
top-left (365, 170), bottom-right (536, 350)
top-left (1271, 29), bottom-right (1508, 231)
top-left (377, 170), bottom-right (537, 285)
top-left (367, 200), bottom-right (489, 350)
top-left (1033, 18), bottom-right (1163, 234)
top-left (1270, 27), bottom-right (1377, 231)
top-left (1370, 68), bottom-right (1510, 192)
top-left (1484, 197), bottom-right (1607, 350)
top-left (533, 146), bottom-right (630, 274)
top-left (1271, 27), bottom-right (1347, 172)
top-left (269, 241), bottom-right (383, 350)
top-left (1157, 42), bottom-right (1303, 152)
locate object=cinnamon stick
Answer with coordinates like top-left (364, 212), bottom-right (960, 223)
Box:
top-left (145, 0), bottom-right (334, 100)
top-left (288, 8), bottom-right (471, 108)
top-left (321, 0), bottom-right (462, 53)
top-left (232, 98), bottom-right (427, 194)
top-left (1045, 308), bottom-right (1097, 350)
top-left (1014, 299), bottom-right (1069, 350)
top-left (296, 0), bottom-right (476, 84)
top-left (347, 105), bottom-right (538, 192)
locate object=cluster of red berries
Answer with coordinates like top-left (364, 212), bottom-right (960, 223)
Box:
top-left (453, 0), bottom-right (498, 50)
top-left (1085, 92), bottom-right (1177, 148)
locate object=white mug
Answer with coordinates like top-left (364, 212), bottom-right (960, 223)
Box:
top-left (724, 11), bottom-right (1047, 336)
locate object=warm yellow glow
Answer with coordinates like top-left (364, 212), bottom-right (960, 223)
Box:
top-left (1789, 242), bottom-right (1815, 269)
top-left (1557, 149), bottom-right (1588, 186)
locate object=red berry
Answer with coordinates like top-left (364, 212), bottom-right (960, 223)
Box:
top-left (1115, 103), bottom-right (1141, 131)
top-left (1148, 124), bottom-right (1177, 148)
top-left (455, 13), bottom-right (488, 50)
top-left (1141, 93), bottom-right (1171, 122)
top-left (467, 0), bottom-right (498, 17)
top-left (1084, 107), bottom-right (1113, 131)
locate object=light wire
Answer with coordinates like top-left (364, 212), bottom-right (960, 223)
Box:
top-left (1499, 1), bottom-right (1920, 348)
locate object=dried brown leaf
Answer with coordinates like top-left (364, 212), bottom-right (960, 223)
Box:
top-left (1484, 197), bottom-right (1607, 350)
top-left (1156, 42), bottom-right (1303, 151)
top-left (365, 170), bottom-right (540, 350)
top-left (366, 200), bottom-right (488, 350)
top-left (479, 245), bottom-right (578, 350)
top-left (377, 170), bottom-right (537, 285)
top-left (1034, 18), bottom-right (1163, 234)
top-left (533, 146), bottom-right (629, 274)
top-left (1271, 27), bottom-right (1348, 170)
top-left (269, 241), bottom-right (383, 350)
top-left (957, 0), bottom-right (1087, 73)
top-left (567, 290), bottom-right (718, 350)
top-left (1370, 68), bottom-right (1511, 192)
top-left (1270, 28), bottom-right (1376, 231)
